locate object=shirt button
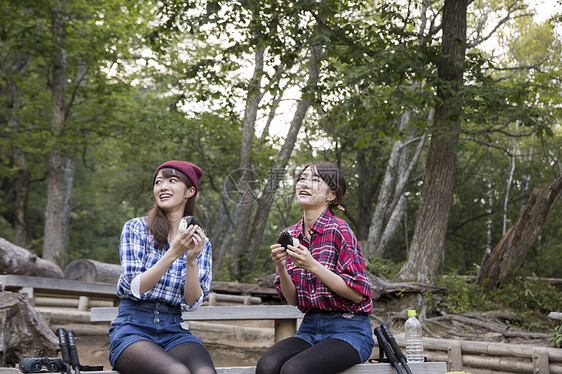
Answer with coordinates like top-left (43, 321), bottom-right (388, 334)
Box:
top-left (155, 310), bottom-right (160, 314)
top-left (155, 317), bottom-right (160, 322)
top-left (311, 289), bottom-right (315, 294)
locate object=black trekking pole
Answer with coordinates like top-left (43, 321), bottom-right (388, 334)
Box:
top-left (56, 327), bottom-right (72, 374)
top-left (66, 330), bottom-right (81, 374)
top-left (374, 326), bottom-right (404, 374)
top-left (381, 323), bottom-right (413, 374)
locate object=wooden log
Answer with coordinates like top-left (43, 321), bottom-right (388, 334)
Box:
top-left (206, 292), bottom-right (261, 305)
top-left (256, 272), bottom-right (447, 301)
top-left (34, 296), bottom-right (113, 309)
top-left (35, 308), bottom-right (92, 323)
top-left (0, 237), bottom-right (63, 278)
top-left (64, 259), bottom-right (121, 284)
top-left (476, 175), bottom-right (562, 288)
top-left (368, 273), bottom-right (446, 300)
top-left (0, 292), bottom-right (59, 367)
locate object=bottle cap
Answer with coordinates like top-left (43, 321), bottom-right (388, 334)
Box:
top-left (408, 309), bottom-right (417, 317)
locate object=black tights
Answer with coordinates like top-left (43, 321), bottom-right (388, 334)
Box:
top-left (114, 340), bottom-right (216, 374)
top-left (256, 337), bottom-right (361, 374)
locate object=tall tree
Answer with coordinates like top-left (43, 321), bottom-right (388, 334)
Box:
top-left (43, 1), bottom-right (75, 266)
top-left (395, 0), bottom-right (469, 282)
top-left (2, 0), bottom-right (148, 266)
top-left (0, 1), bottom-right (46, 248)
top-left (149, 0), bottom-right (332, 280)
top-left (5, 54), bottom-right (32, 247)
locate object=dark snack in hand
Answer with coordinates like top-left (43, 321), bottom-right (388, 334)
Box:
top-left (278, 231), bottom-right (298, 250)
top-left (179, 216), bottom-right (199, 232)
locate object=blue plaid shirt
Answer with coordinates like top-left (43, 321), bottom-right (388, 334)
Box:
top-left (115, 216), bottom-right (212, 311)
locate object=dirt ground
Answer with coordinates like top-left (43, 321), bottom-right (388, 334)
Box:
top-left (67, 320), bottom-right (273, 370)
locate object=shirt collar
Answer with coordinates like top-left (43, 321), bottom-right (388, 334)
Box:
top-left (296, 209), bottom-right (333, 237)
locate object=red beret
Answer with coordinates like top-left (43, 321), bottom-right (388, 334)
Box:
top-left (153, 160), bottom-right (203, 195)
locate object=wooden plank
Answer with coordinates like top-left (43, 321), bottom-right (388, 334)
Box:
top-left (0, 274), bottom-right (118, 300)
top-left (447, 340), bottom-right (463, 372)
top-left (185, 305), bottom-right (303, 320)
top-left (90, 305), bottom-right (303, 322)
top-left (0, 362), bottom-right (447, 374)
top-left (532, 347), bottom-right (550, 374)
top-left (210, 281), bottom-right (279, 297)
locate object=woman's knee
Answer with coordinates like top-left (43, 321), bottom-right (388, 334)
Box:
top-left (190, 367), bottom-right (217, 374)
top-left (164, 362), bottom-right (191, 374)
top-left (278, 359), bottom-right (304, 374)
top-left (256, 353), bottom-right (278, 374)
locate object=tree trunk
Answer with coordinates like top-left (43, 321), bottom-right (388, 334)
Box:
top-left (6, 53), bottom-right (31, 247)
top-left (395, 0), bottom-right (468, 282)
top-left (43, 5), bottom-right (75, 268)
top-left (228, 46), bottom-right (265, 280)
top-left (12, 152), bottom-right (30, 248)
top-left (355, 147), bottom-right (378, 243)
top-left (64, 259), bottom-right (121, 284)
top-left (476, 175), bottom-right (562, 289)
top-left (0, 237), bottom-right (64, 278)
top-left (43, 154), bottom-right (75, 267)
top-left (369, 112), bottom-right (427, 257)
top-left (0, 292), bottom-right (59, 367)
top-left (245, 43), bottom-right (323, 272)
top-left (209, 195), bottom-right (235, 275)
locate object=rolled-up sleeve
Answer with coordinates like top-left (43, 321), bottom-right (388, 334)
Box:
top-left (117, 219), bottom-right (147, 298)
top-left (336, 227), bottom-right (371, 299)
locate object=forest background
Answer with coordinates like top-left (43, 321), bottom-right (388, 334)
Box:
top-left (1, 0), bottom-right (561, 296)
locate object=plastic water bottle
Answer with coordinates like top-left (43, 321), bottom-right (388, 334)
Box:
top-left (405, 309), bottom-right (424, 362)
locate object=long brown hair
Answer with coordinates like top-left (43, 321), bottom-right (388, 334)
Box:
top-left (298, 161), bottom-right (347, 212)
top-left (147, 167), bottom-right (196, 247)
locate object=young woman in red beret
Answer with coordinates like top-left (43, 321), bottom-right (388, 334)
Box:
top-left (109, 160), bottom-right (216, 374)
top-left (256, 161), bottom-right (374, 374)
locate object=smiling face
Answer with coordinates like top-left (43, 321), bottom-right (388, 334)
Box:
top-left (295, 165), bottom-right (336, 209)
top-left (153, 169), bottom-right (195, 215)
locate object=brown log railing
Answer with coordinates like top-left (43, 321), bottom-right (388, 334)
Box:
top-left (394, 336), bottom-right (562, 374)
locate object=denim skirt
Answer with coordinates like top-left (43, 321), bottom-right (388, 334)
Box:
top-left (108, 298), bottom-right (203, 368)
top-left (294, 309), bottom-right (375, 362)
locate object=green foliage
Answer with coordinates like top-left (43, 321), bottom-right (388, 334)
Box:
top-left (433, 274), bottom-right (562, 332)
top-left (490, 271), bottom-right (562, 314)
top-left (1, 0), bottom-right (562, 287)
top-left (549, 325), bottom-right (562, 348)
top-left (366, 257), bottom-right (403, 279)
top-left (434, 276), bottom-right (498, 314)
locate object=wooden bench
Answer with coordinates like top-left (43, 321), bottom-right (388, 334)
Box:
top-left (0, 275), bottom-right (266, 310)
top-left (91, 304), bottom-right (304, 342)
top-left (0, 362), bottom-right (447, 373)
top-left (0, 274), bottom-right (120, 309)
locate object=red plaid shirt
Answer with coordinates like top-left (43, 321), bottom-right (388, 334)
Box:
top-left (274, 209), bottom-right (373, 314)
